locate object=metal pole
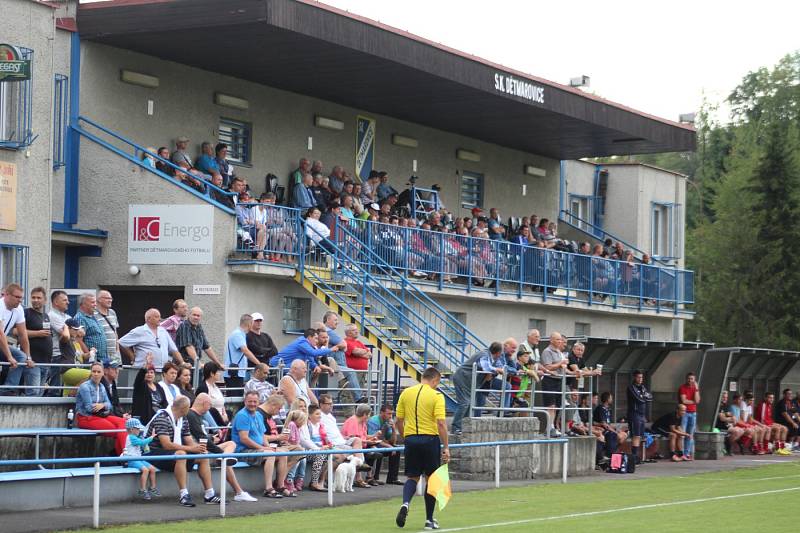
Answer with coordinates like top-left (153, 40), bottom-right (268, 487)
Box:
top-left (561, 439), bottom-right (569, 484)
top-left (560, 373), bottom-right (566, 433)
top-left (495, 445), bottom-right (500, 488)
top-left (470, 363), bottom-right (477, 419)
top-left (219, 458), bottom-right (227, 517)
top-left (92, 461), bottom-right (100, 529)
top-left (327, 455), bottom-right (334, 506)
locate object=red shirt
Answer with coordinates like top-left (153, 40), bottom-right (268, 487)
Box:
top-left (345, 337), bottom-right (370, 370)
top-left (756, 401), bottom-right (774, 425)
top-left (678, 384), bottom-right (699, 413)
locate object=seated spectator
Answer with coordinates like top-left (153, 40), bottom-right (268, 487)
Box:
top-left (352, 183), bottom-right (366, 216)
top-left (75, 361), bottom-right (127, 455)
top-left (176, 364), bottom-right (196, 405)
top-left (592, 392), bottom-right (627, 460)
top-left (245, 362), bottom-right (278, 403)
top-left (100, 360), bottom-right (125, 417)
top-left (329, 166), bottom-right (345, 195)
top-left (366, 404), bottom-right (402, 485)
top-left (141, 146), bottom-right (157, 169)
top-left (376, 171), bottom-right (399, 201)
top-left (144, 396), bottom-right (220, 507)
top-left (564, 389), bottom-right (589, 436)
top-left (716, 390), bottom-right (746, 455)
top-left (293, 173), bottom-right (317, 209)
top-left (775, 389), bottom-right (800, 451)
top-left (132, 354), bottom-right (165, 424)
top-left (278, 359), bottom-right (319, 407)
top-left (214, 143), bottom-right (234, 188)
top-left (342, 404), bottom-right (383, 487)
top-left (652, 404), bottom-right (691, 461)
top-left (209, 171), bottom-right (235, 209)
top-left (734, 392), bottom-right (767, 454)
top-left (755, 391), bottom-right (789, 452)
top-left (361, 170), bottom-right (379, 204)
top-left (170, 136), bottom-right (206, 193)
top-left (195, 361), bottom-right (231, 427)
top-left (305, 207), bottom-right (335, 252)
top-left (158, 361), bottom-right (184, 408)
top-left (155, 146), bottom-right (171, 175)
top-left (311, 173), bottom-right (331, 209)
top-left (255, 192), bottom-right (296, 262)
top-left (187, 393), bottom-right (257, 502)
top-left (195, 142), bottom-right (220, 175)
top-left (119, 308), bottom-right (182, 369)
top-left (339, 194), bottom-right (356, 220)
top-left (237, 190), bottom-right (267, 258)
top-left (299, 403), bottom-right (353, 492)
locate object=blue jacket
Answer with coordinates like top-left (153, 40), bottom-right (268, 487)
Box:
top-left (293, 185), bottom-right (316, 209)
top-left (76, 379), bottom-right (112, 417)
top-left (269, 336), bottom-right (332, 370)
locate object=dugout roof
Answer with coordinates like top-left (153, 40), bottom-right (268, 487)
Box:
top-left (77, 0), bottom-right (696, 160)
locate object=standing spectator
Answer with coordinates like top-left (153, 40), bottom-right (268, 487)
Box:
top-left (119, 308), bottom-right (182, 370)
top-left (269, 328), bottom-right (335, 374)
top-left (101, 360), bottom-right (126, 418)
top-left (756, 391), bottom-right (789, 452)
top-left (223, 314), bottom-right (261, 390)
top-left (46, 290), bottom-right (71, 396)
top-left (652, 404), bottom-right (691, 461)
top-left (132, 354), bottom-right (165, 424)
top-left (567, 341), bottom-right (595, 390)
top-left (677, 372), bottom-right (700, 461)
top-left (592, 392), bottom-right (627, 460)
top-left (517, 329), bottom-right (541, 369)
top-left (367, 404), bottom-right (402, 485)
top-left (174, 307), bottom-right (221, 367)
top-left (1, 283), bottom-right (37, 395)
top-left (344, 324), bottom-right (371, 383)
top-left (540, 332), bottom-right (569, 436)
top-left (74, 293), bottom-right (108, 364)
top-left (626, 370), bottom-right (652, 464)
top-left (24, 287), bottom-right (51, 397)
top-left (75, 361), bottom-right (127, 455)
top-left (244, 362), bottom-right (278, 403)
top-left (161, 299), bottom-right (188, 342)
top-left (94, 290), bottom-right (121, 365)
top-left (323, 312), bottom-right (365, 403)
top-left (450, 342), bottom-right (502, 435)
top-left (245, 312), bottom-right (278, 365)
top-left (361, 170), bottom-right (379, 204)
top-left (144, 396), bottom-right (220, 507)
top-left (214, 143), bottom-right (234, 188)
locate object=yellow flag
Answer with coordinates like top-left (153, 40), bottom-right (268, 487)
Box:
top-left (426, 464), bottom-right (452, 510)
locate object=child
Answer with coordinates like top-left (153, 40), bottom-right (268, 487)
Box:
top-left (121, 418), bottom-right (159, 500)
top-left (283, 410), bottom-right (308, 491)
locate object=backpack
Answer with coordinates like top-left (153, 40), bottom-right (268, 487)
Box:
top-left (608, 452), bottom-right (636, 474)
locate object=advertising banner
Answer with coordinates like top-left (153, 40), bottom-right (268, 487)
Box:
top-left (0, 161), bottom-right (17, 230)
top-left (128, 205), bottom-right (214, 264)
top-left (355, 115), bottom-right (375, 183)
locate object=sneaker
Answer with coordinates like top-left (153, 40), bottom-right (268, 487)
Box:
top-left (179, 494), bottom-right (196, 507)
top-left (137, 489), bottom-right (151, 501)
top-left (671, 455), bottom-right (683, 462)
top-left (204, 494), bottom-right (222, 505)
top-left (683, 454), bottom-right (693, 461)
top-left (425, 519), bottom-right (440, 530)
top-left (149, 487), bottom-right (162, 498)
top-left (294, 478), bottom-right (305, 492)
top-left (396, 504), bottom-right (408, 528)
top-left (234, 491), bottom-right (258, 502)
top-left (547, 428), bottom-right (562, 438)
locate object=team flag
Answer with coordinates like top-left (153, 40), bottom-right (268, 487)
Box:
top-left (426, 464), bottom-right (452, 510)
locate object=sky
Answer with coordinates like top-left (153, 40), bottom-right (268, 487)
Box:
top-left (81, 0), bottom-right (799, 124)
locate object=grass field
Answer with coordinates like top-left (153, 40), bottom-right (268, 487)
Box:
top-left (72, 461), bottom-right (800, 533)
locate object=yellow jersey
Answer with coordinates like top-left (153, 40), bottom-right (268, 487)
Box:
top-left (396, 383), bottom-right (446, 436)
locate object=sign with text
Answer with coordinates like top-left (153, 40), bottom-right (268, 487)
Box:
top-left (355, 115), bottom-right (375, 183)
top-left (493, 72), bottom-right (544, 104)
top-left (0, 161), bottom-right (17, 230)
top-left (192, 284), bottom-right (221, 295)
top-left (128, 205), bottom-right (214, 264)
top-left (0, 44), bottom-right (31, 82)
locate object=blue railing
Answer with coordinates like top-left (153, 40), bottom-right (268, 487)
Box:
top-left (75, 116), bottom-right (237, 213)
top-left (410, 186), bottom-right (441, 219)
top-left (232, 202), bottom-right (303, 262)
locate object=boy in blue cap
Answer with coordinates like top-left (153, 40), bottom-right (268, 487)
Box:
top-left (122, 418), bottom-right (159, 500)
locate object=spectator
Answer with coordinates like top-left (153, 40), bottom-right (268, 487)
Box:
top-left (170, 136), bottom-right (206, 193)
top-left (279, 408), bottom-right (307, 492)
top-left (329, 166), bottom-right (345, 195)
top-left (175, 306), bottom-right (222, 368)
top-left (159, 361), bottom-right (184, 408)
top-left (256, 192), bottom-right (296, 262)
top-left (176, 364), bottom-right (196, 405)
top-left (366, 403), bottom-right (402, 485)
top-left (160, 299), bottom-right (188, 342)
top-left (119, 308), bottom-right (182, 369)
top-left (740, 391), bottom-right (769, 454)
top-left (564, 389), bottom-right (590, 436)
top-left (155, 146), bottom-right (171, 175)
top-left (101, 360), bottom-right (125, 418)
top-left (132, 354), bottom-right (165, 424)
top-left (755, 391), bottom-right (789, 452)
top-left (195, 142), bottom-right (219, 175)
top-left (318, 393), bottom-right (363, 452)
top-left (144, 396), bottom-right (220, 507)
top-left (120, 417), bottom-right (158, 500)
top-left (451, 341), bottom-right (502, 435)
top-left (626, 370), bottom-right (652, 463)
top-left (324, 312), bottom-right (365, 403)
top-left (269, 328), bottom-right (336, 375)
top-left (652, 404), bottom-right (691, 461)
top-left (244, 362), bottom-right (278, 403)
top-left (232, 391), bottom-right (294, 498)
top-left (716, 390), bottom-right (745, 455)
top-left (187, 393), bottom-right (258, 502)
top-left (262, 394), bottom-right (304, 496)
top-left (210, 171), bottom-right (235, 209)
top-left (361, 170), bottom-right (379, 204)
top-left (351, 184), bottom-right (366, 216)
top-left (487, 210), bottom-right (505, 240)
top-left (540, 332), bottom-right (569, 436)
top-left (46, 290), bottom-right (71, 396)
top-left (246, 312), bottom-right (278, 365)
top-left (74, 292), bottom-right (108, 364)
top-left (310, 173), bottom-right (330, 209)
top-left (95, 290), bottom-right (121, 365)
top-left (344, 323), bottom-right (371, 382)
top-left (508, 345), bottom-right (540, 408)
top-left (376, 171), bottom-right (398, 201)
top-left (299, 403), bottom-right (342, 492)
top-left (223, 313), bottom-right (260, 390)
top-left (305, 207), bottom-right (333, 251)
top-left (1, 283), bottom-right (37, 395)
top-left (75, 361), bottom-right (127, 454)
top-left (293, 173), bottom-right (316, 209)
top-left (24, 287), bottom-right (51, 397)
top-left (567, 341), bottom-right (595, 390)
top-left (214, 143), bottom-right (234, 187)
top-left (57, 318), bottom-right (92, 396)
top-left (278, 359), bottom-right (318, 407)
top-left (171, 136), bottom-right (193, 169)
top-left (310, 160), bottom-right (323, 177)
top-left (339, 193), bottom-right (356, 220)
top-left (775, 389), bottom-right (800, 451)
top-left (195, 361), bottom-right (230, 427)
top-left (342, 403), bottom-right (381, 487)
top-left (677, 372), bottom-right (700, 461)
top-left (517, 329), bottom-right (541, 369)
top-left (592, 391), bottom-right (627, 460)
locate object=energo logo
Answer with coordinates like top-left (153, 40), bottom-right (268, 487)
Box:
top-left (133, 216), bottom-right (160, 241)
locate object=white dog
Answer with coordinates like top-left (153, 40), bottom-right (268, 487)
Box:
top-left (333, 455), bottom-right (363, 493)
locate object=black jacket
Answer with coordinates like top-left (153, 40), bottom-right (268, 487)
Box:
top-left (132, 367), bottom-right (166, 424)
top-left (101, 377), bottom-right (125, 418)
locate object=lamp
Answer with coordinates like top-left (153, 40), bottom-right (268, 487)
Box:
top-left (120, 70), bottom-right (159, 89)
top-left (314, 115), bottom-right (344, 131)
top-left (214, 92), bottom-right (249, 110)
top-left (456, 149), bottom-right (480, 162)
top-left (128, 265), bottom-right (140, 276)
top-left (392, 134), bottom-right (418, 148)
top-left (524, 165), bottom-right (546, 177)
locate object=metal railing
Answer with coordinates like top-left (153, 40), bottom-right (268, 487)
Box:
top-left (231, 202), bottom-right (303, 262)
top-left (0, 437), bottom-right (569, 528)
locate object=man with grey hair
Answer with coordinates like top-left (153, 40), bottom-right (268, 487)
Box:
top-left (74, 292), bottom-right (108, 364)
top-left (119, 308), bottom-right (182, 370)
top-left (94, 290), bottom-right (120, 365)
top-left (517, 329), bottom-right (541, 368)
top-left (175, 307), bottom-right (221, 367)
top-left (279, 359), bottom-right (318, 406)
top-left (328, 165), bottom-right (345, 194)
top-left (224, 314), bottom-right (260, 390)
top-left (244, 362), bottom-right (278, 403)
top-left (323, 312), bottom-right (365, 403)
top-left (540, 331), bottom-right (569, 437)
top-left (344, 323), bottom-right (371, 385)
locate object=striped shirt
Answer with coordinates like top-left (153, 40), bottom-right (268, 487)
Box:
top-left (94, 309), bottom-right (120, 365)
top-left (175, 320), bottom-right (209, 362)
top-left (75, 310), bottom-right (108, 363)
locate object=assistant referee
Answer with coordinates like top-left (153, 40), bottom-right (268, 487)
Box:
top-left (395, 367), bottom-right (449, 530)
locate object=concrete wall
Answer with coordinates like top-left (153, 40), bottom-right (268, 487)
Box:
top-left (77, 42), bottom-right (560, 221)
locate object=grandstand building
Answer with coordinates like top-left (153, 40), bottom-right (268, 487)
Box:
top-left (3, 0), bottom-right (696, 393)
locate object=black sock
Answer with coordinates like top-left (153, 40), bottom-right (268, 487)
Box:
top-left (402, 479), bottom-right (417, 506)
top-left (424, 492), bottom-right (436, 521)
top-left (632, 445), bottom-right (639, 458)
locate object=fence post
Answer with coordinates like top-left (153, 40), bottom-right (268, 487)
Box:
top-left (327, 454), bottom-right (334, 506)
top-left (562, 439), bottom-right (569, 484)
top-left (470, 363), bottom-right (477, 418)
top-left (92, 461), bottom-right (100, 529)
top-left (560, 373), bottom-right (566, 433)
top-left (219, 458), bottom-right (227, 517)
top-left (495, 445), bottom-right (501, 488)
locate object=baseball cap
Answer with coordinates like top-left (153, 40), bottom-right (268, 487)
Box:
top-left (176, 136), bottom-right (189, 143)
top-left (126, 418), bottom-right (146, 431)
top-left (471, 207), bottom-right (483, 216)
top-left (517, 344), bottom-right (532, 355)
top-left (65, 318), bottom-right (83, 330)
top-left (369, 203), bottom-right (380, 211)
top-left (251, 312), bottom-right (264, 321)
top-left (103, 360), bottom-right (120, 369)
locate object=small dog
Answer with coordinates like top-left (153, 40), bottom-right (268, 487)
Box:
top-left (333, 455), bottom-right (363, 493)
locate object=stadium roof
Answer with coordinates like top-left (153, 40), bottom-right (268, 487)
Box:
top-left (77, 0), bottom-right (696, 160)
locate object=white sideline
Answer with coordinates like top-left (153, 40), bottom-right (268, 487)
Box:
top-left (433, 486), bottom-right (800, 532)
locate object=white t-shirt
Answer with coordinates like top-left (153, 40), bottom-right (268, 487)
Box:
top-left (1, 303), bottom-right (25, 341)
top-left (741, 401), bottom-right (753, 422)
top-left (48, 309), bottom-right (70, 358)
top-left (321, 411), bottom-right (346, 447)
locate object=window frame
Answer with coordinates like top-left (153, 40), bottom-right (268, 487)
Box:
top-left (528, 318), bottom-right (546, 335)
top-left (445, 311), bottom-right (467, 344)
top-left (0, 244), bottom-right (29, 303)
top-left (651, 202), bottom-right (674, 259)
top-left (218, 117), bottom-right (252, 167)
top-left (0, 47), bottom-right (34, 150)
top-left (52, 73), bottom-right (69, 169)
top-left (628, 326), bottom-right (651, 341)
top-left (574, 322), bottom-right (591, 337)
top-left (282, 296), bottom-right (311, 334)
top-left (460, 171), bottom-right (484, 209)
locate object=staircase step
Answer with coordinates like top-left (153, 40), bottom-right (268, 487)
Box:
top-left (390, 336), bottom-right (411, 342)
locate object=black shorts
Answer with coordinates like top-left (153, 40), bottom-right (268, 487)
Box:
top-left (403, 435), bottom-right (441, 478)
top-left (145, 448), bottom-right (195, 472)
top-left (541, 378), bottom-right (562, 407)
top-left (628, 415), bottom-right (646, 437)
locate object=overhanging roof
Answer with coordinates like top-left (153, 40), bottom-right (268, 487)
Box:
top-left (77, 0), bottom-right (696, 160)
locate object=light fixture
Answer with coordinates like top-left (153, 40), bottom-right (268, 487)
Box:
top-left (214, 92), bottom-right (249, 110)
top-left (314, 115), bottom-right (344, 131)
top-left (456, 149), bottom-right (480, 162)
top-left (128, 265), bottom-right (140, 276)
top-left (678, 113), bottom-right (696, 124)
top-left (524, 165), bottom-right (546, 177)
top-left (120, 70), bottom-right (159, 89)
top-left (569, 75), bottom-right (590, 88)
top-left (392, 134), bottom-right (418, 148)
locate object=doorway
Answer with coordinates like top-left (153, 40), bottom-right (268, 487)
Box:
top-left (100, 285), bottom-right (185, 336)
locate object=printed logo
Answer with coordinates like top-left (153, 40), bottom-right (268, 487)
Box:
top-left (133, 216), bottom-right (160, 241)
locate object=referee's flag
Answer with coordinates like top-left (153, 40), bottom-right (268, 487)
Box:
top-left (426, 464), bottom-right (452, 510)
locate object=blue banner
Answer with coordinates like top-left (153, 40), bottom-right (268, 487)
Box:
top-left (355, 115), bottom-right (375, 182)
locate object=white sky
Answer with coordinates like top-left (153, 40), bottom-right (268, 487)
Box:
top-left (82, 0), bottom-right (800, 123)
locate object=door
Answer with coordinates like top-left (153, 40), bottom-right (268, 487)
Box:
top-left (99, 285), bottom-right (185, 337)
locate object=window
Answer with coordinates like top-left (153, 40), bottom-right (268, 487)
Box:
top-left (568, 195), bottom-right (591, 230)
top-left (628, 326), bottom-right (651, 341)
top-left (574, 322), bottom-right (591, 337)
top-left (528, 318), bottom-right (546, 335)
top-left (460, 171), bottom-right (483, 209)
top-left (0, 244), bottom-right (29, 294)
top-left (218, 118), bottom-right (251, 165)
top-left (52, 74), bottom-right (68, 169)
top-left (445, 311), bottom-right (467, 343)
top-left (651, 203), bottom-right (674, 258)
top-left (0, 47), bottom-right (34, 149)
top-left (282, 296), bottom-right (311, 333)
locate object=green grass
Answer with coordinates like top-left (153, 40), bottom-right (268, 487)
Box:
top-left (71, 461), bottom-right (800, 532)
